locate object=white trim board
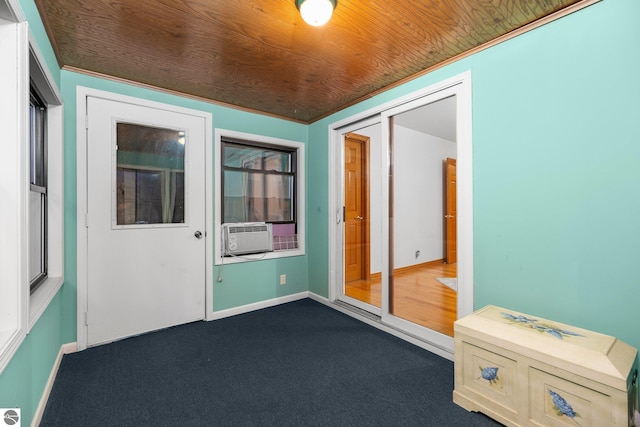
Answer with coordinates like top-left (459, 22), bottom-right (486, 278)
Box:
top-left (31, 342), bottom-right (77, 427)
top-left (0, 0), bottom-right (25, 22)
top-left (208, 292), bottom-right (309, 320)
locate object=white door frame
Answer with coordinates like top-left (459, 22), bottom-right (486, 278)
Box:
top-left (328, 71), bottom-right (473, 356)
top-left (333, 115), bottom-right (383, 316)
top-left (76, 87), bottom-right (214, 350)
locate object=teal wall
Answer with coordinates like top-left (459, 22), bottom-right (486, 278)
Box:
top-left (308, 0), bottom-right (640, 352)
top-left (0, 294), bottom-right (63, 425)
top-left (3, 0), bottom-right (640, 425)
top-left (473, 0), bottom-right (640, 346)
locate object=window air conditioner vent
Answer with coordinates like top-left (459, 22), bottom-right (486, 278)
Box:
top-left (223, 222), bottom-right (273, 256)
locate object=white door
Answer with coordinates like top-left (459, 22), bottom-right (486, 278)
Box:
top-left (86, 96), bottom-right (206, 346)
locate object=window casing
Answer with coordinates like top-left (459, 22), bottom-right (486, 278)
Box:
top-left (26, 36), bottom-right (64, 333)
top-left (215, 130), bottom-right (305, 263)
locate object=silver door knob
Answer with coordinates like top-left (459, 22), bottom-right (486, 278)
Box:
top-left (194, 231), bottom-right (203, 239)
top-left (444, 215), bottom-right (455, 219)
top-left (356, 216), bottom-right (363, 220)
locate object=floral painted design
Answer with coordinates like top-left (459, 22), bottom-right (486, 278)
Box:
top-left (548, 389), bottom-right (582, 426)
top-left (478, 366), bottom-right (499, 384)
top-left (500, 312), bottom-right (538, 324)
top-left (501, 312), bottom-right (585, 340)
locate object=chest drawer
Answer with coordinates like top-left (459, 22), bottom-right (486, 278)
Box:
top-left (459, 341), bottom-right (519, 415)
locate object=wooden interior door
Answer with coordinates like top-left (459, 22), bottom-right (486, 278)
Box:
top-left (445, 158), bottom-right (457, 264)
top-left (344, 133), bottom-right (369, 283)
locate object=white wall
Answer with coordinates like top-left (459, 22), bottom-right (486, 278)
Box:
top-left (351, 123), bottom-right (456, 274)
top-left (393, 125), bottom-right (456, 269)
top-left (348, 124), bottom-right (383, 274)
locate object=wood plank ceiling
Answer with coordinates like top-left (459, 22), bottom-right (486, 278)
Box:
top-left (36, 0), bottom-right (590, 123)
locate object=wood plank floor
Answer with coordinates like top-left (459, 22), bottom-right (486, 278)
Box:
top-left (344, 260), bottom-right (457, 336)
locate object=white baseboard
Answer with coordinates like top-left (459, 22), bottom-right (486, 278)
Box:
top-left (207, 291), bottom-right (309, 321)
top-left (309, 292), bottom-right (454, 361)
top-left (31, 342), bottom-right (77, 427)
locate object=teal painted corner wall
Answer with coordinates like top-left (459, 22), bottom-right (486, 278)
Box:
top-left (308, 0), bottom-right (640, 351)
top-left (60, 70), bottom-right (309, 315)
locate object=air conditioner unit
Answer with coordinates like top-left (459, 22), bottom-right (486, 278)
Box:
top-left (222, 222), bottom-right (273, 256)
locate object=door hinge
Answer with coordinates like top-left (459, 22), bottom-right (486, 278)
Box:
top-left (84, 213), bottom-right (89, 228)
top-left (85, 115), bottom-right (89, 129)
top-left (84, 312), bottom-right (88, 326)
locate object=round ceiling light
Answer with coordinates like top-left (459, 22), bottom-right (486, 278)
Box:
top-left (296, 0), bottom-right (337, 27)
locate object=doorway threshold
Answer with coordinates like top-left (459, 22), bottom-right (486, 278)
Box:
top-left (333, 299), bottom-right (381, 322)
top-left (317, 296), bottom-right (454, 361)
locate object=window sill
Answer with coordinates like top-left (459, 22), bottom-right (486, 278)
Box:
top-left (215, 248), bottom-right (305, 265)
top-left (0, 328), bottom-right (26, 376)
top-left (29, 276), bottom-right (64, 331)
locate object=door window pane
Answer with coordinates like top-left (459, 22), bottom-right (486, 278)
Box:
top-left (116, 123), bottom-right (185, 225)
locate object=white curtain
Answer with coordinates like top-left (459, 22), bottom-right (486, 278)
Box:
top-left (161, 169), bottom-right (177, 223)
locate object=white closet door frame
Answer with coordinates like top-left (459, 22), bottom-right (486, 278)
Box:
top-left (328, 71), bottom-right (473, 357)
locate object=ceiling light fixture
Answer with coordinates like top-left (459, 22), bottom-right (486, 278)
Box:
top-left (296, 0), bottom-right (336, 27)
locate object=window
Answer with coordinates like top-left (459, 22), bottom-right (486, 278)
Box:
top-left (29, 85), bottom-right (48, 293)
top-left (0, 4), bottom-right (64, 376)
top-left (26, 37), bottom-right (64, 331)
top-left (222, 141), bottom-right (297, 250)
top-left (215, 130), bottom-right (305, 263)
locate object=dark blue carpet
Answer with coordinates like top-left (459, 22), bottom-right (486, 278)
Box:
top-left (41, 298), bottom-right (502, 426)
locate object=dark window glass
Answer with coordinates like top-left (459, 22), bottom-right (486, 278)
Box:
top-left (29, 85), bottom-right (47, 293)
top-left (115, 123), bottom-right (186, 225)
top-left (222, 141), bottom-right (298, 250)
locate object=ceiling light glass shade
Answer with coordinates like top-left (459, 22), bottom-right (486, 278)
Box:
top-left (296, 0), bottom-right (336, 26)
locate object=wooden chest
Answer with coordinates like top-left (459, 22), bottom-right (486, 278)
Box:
top-left (453, 305), bottom-right (638, 427)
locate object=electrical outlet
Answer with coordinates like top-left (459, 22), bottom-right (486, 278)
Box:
top-left (280, 274), bottom-right (286, 285)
